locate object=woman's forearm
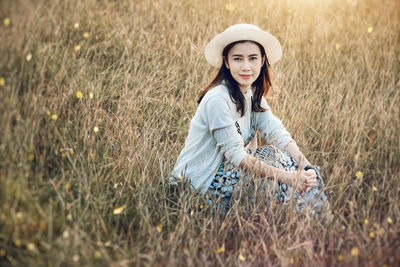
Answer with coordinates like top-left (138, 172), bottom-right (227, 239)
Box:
top-left (239, 153), bottom-right (316, 191)
top-left (239, 154), bottom-right (293, 185)
top-left (284, 141), bottom-right (311, 169)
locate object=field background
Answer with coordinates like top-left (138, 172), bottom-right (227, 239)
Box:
top-left (1, 0), bottom-right (399, 266)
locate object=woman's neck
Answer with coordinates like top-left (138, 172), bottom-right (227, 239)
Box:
top-left (239, 85), bottom-right (250, 94)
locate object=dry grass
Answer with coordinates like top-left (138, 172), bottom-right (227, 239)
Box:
top-left (0, 0), bottom-right (399, 266)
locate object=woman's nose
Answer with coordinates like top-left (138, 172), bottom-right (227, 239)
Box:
top-left (241, 60), bottom-right (251, 70)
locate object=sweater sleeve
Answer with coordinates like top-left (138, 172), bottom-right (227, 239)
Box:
top-left (257, 97), bottom-right (294, 150)
top-left (202, 95), bottom-right (248, 166)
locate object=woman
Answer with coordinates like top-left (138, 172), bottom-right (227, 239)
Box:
top-left (170, 24), bottom-right (328, 214)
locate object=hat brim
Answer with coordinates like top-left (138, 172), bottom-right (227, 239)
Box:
top-left (205, 28), bottom-right (282, 68)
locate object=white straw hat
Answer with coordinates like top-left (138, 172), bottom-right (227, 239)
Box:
top-left (205, 24), bottom-right (282, 68)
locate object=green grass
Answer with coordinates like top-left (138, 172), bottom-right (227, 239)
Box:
top-left (0, 0), bottom-right (399, 265)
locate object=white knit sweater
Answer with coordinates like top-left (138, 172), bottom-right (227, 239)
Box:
top-left (170, 82), bottom-right (294, 194)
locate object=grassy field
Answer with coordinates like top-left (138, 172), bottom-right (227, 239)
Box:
top-left (0, 0), bottom-right (399, 265)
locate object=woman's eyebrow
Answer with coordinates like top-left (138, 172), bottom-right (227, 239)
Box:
top-left (232, 53), bottom-right (259, 57)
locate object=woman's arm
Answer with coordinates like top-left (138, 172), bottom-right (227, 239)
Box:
top-left (212, 123), bottom-right (317, 191)
top-left (254, 98), bottom-right (317, 190)
top-left (256, 98), bottom-right (294, 150)
top-left (213, 124), bottom-right (317, 191)
top-left (239, 154), bottom-right (317, 191)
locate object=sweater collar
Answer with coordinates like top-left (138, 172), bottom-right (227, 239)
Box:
top-left (221, 80), bottom-right (253, 97)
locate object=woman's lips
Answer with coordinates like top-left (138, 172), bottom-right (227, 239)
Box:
top-left (239, 74), bottom-right (252, 79)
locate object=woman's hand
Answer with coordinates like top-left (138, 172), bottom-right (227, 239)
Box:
top-left (289, 169), bottom-right (317, 192)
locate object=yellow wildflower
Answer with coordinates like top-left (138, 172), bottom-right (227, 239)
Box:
top-left (74, 22), bottom-right (79, 29)
top-left (28, 153), bottom-right (35, 161)
top-left (217, 246), bottom-right (225, 253)
top-left (93, 250), bottom-right (102, 259)
top-left (0, 77), bottom-right (5, 86)
top-left (337, 254), bottom-right (343, 261)
top-left (45, 109), bottom-right (51, 116)
top-left (364, 219), bottom-right (369, 225)
top-left (289, 258), bottom-right (294, 264)
top-left (3, 18), bottom-right (10, 26)
top-left (83, 32), bottom-right (89, 38)
top-left (16, 212), bottom-right (24, 220)
top-left (387, 217), bottom-right (393, 224)
top-left (0, 249), bottom-right (5, 257)
top-left (355, 171), bottom-right (363, 180)
top-left (26, 53), bottom-right (32, 62)
top-left (369, 231), bottom-right (375, 238)
top-left (225, 2), bottom-right (237, 11)
top-left (372, 185), bottom-right (377, 191)
top-left (156, 223), bottom-right (162, 233)
top-left (93, 126), bottom-right (99, 133)
top-left (368, 26), bottom-right (373, 33)
top-left (351, 247), bottom-right (359, 257)
top-left (199, 204), bottom-right (203, 209)
top-left (64, 182), bottom-right (71, 190)
top-left (335, 43), bottom-right (340, 50)
top-left (14, 239), bottom-right (21, 247)
top-left (75, 90), bottom-right (83, 99)
top-left (69, 149), bottom-right (74, 155)
top-left (239, 254), bottom-right (246, 262)
top-left (51, 114), bottom-right (58, 121)
top-left (74, 45), bottom-right (81, 51)
top-left (113, 204), bottom-right (126, 215)
top-left (89, 92), bottom-right (94, 99)
top-left (26, 242), bottom-right (36, 251)
top-left (67, 214), bottom-right (73, 221)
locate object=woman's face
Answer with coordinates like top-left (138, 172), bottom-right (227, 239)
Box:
top-left (224, 41), bottom-right (265, 93)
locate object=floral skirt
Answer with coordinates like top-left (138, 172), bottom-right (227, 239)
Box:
top-left (207, 145), bottom-right (329, 215)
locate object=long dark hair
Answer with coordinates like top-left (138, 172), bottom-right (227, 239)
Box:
top-left (197, 40), bottom-right (273, 116)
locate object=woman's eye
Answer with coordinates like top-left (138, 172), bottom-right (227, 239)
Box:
top-left (233, 58), bottom-right (241, 61)
top-left (250, 57), bottom-right (258, 60)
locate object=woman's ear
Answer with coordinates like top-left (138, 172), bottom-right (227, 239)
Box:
top-left (223, 56), bottom-right (230, 69)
